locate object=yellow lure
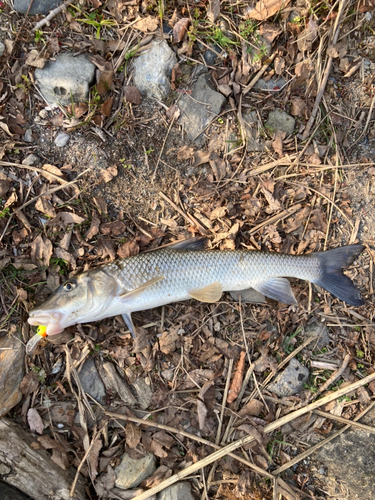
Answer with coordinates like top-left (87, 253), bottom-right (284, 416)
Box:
top-left (36, 325), bottom-right (47, 337)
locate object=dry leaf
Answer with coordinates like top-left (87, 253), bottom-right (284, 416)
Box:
top-left (99, 165), bottom-right (118, 183)
top-left (94, 196), bottom-right (107, 214)
top-left (55, 247), bottom-right (77, 270)
top-left (159, 329), bottom-right (179, 355)
top-left (0, 172), bottom-right (11, 197)
top-left (100, 220), bottom-right (126, 236)
top-left (134, 16), bottom-right (159, 32)
top-left (274, 56), bottom-right (285, 75)
top-left (124, 86), bottom-right (142, 104)
top-left (173, 18), bottom-right (190, 43)
top-left (238, 399), bottom-right (264, 417)
top-left (0, 120), bottom-right (14, 137)
top-left (51, 448), bottom-right (69, 470)
top-left (101, 96), bottom-right (114, 117)
top-left (27, 408), bottom-right (44, 434)
top-left (86, 214), bottom-right (101, 240)
top-left (126, 422), bottom-right (142, 448)
top-left (290, 98), bottom-right (306, 117)
top-left (247, 0), bottom-right (291, 21)
top-left (262, 186), bottom-right (281, 213)
top-left (42, 164), bottom-right (66, 183)
top-left (88, 436), bottom-right (102, 480)
top-left (12, 227), bottom-right (29, 245)
top-left (327, 41), bottom-right (347, 59)
top-left (271, 130), bottom-right (285, 158)
top-left (20, 372), bottom-right (39, 396)
top-left (197, 380), bottom-right (215, 430)
top-left (4, 191), bottom-right (17, 208)
top-left (166, 104), bottom-right (180, 120)
top-left (117, 240), bottom-right (140, 258)
top-left (207, 0), bottom-right (220, 23)
top-left (30, 235), bottom-right (53, 267)
top-left (297, 17), bottom-right (318, 52)
top-left (0, 140), bottom-right (15, 160)
top-left (25, 50), bottom-right (46, 68)
top-left (141, 465), bottom-right (172, 489)
top-left (227, 351), bottom-right (246, 404)
top-left (46, 211), bottom-right (85, 228)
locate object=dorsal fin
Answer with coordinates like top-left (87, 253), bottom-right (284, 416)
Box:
top-left (168, 236), bottom-right (208, 251)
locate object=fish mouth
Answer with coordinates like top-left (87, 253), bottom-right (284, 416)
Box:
top-left (28, 311), bottom-right (65, 336)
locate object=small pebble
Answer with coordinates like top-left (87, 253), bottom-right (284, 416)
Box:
top-left (22, 154), bottom-right (40, 166)
top-left (39, 109), bottom-right (49, 119)
top-left (55, 132), bottom-right (70, 147)
top-left (0, 42), bottom-right (5, 57)
top-left (24, 129), bottom-right (34, 143)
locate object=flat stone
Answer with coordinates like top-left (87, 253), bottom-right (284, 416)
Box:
top-left (304, 319), bottom-right (330, 349)
top-left (316, 407), bottom-right (375, 500)
top-left (132, 378), bottom-right (153, 410)
top-left (14, 0), bottom-right (60, 14)
top-left (267, 358), bottom-right (309, 397)
top-left (133, 40), bottom-right (177, 100)
top-left (115, 452), bottom-right (157, 489)
top-left (0, 334), bottom-right (24, 418)
top-left (55, 132), bottom-right (70, 148)
top-left (35, 53), bottom-right (96, 106)
top-left (0, 42), bottom-right (5, 58)
top-left (157, 481), bottom-right (194, 500)
top-left (265, 109), bottom-right (295, 136)
top-left (22, 154), bottom-right (40, 166)
top-left (230, 288), bottom-right (265, 303)
top-left (179, 73), bottom-right (227, 145)
top-left (98, 362), bottom-right (137, 406)
top-left (242, 109), bottom-right (264, 152)
top-left (254, 78), bottom-right (286, 91)
top-left (78, 358), bottom-right (106, 404)
top-left (24, 128), bottom-right (33, 143)
top-left (203, 44), bottom-right (223, 66)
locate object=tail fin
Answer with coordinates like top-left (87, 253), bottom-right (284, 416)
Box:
top-left (313, 245), bottom-right (364, 306)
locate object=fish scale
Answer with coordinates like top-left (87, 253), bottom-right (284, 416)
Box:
top-left (103, 249), bottom-right (321, 313)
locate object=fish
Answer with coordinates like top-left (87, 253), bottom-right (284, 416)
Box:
top-left (28, 238), bottom-right (364, 338)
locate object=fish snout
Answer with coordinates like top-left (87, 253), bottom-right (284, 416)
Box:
top-left (28, 310), bottom-right (65, 336)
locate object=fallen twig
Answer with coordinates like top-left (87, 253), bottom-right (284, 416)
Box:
top-left (33, 0), bottom-right (73, 32)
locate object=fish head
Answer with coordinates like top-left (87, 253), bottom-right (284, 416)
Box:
top-left (28, 269), bottom-right (119, 335)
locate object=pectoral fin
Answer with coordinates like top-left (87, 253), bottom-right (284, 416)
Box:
top-left (120, 276), bottom-right (164, 299)
top-left (122, 313), bottom-right (136, 338)
top-left (189, 282), bottom-right (222, 303)
top-left (253, 278), bottom-right (297, 305)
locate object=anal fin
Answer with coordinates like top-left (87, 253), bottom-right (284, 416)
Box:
top-left (189, 282), bottom-right (222, 303)
top-left (122, 313), bottom-right (136, 338)
top-left (253, 278), bottom-right (297, 305)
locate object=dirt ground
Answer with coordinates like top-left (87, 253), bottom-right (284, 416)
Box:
top-left (0, 1), bottom-right (375, 499)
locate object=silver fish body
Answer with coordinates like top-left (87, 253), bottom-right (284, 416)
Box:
top-left (28, 239), bottom-right (364, 337)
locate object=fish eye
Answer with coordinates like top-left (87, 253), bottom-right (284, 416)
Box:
top-left (63, 280), bottom-right (76, 292)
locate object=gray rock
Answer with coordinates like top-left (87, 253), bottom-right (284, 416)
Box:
top-left (115, 452), bottom-right (157, 489)
top-left (0, 334), bottom-right (24, 418)
top-left (54, 132), bottom-right (70, 147)
top-left (24, 128), bottom-right (33, 143)
top-left (132, 378), bottom-right (153, 410)
top-left (78, 358), bottom-right (106, 404)
top-left (242, 109), bottom-right (264, 152)
top-left (133, 40), bottom-right (177, 100)
top-left (267, 358), bottom-right (309, 397)
top-left (304, 319), bottom-right (330, 349)
top-left (98, 362), bottom-right (137, 406)
top-left (265, 109), bottom-right (295, 136)
top-left (230, 288), bottom-right (265, 303)
top-left (179, 73), bottom-right (227, 145)
top-left (157, 481), bottom-right (194, 500)
top-left (0, 42), bottom-right (5, 58)
top-left (22, 154), bottom-right (40, 166)
top-left (316, 407), bottom-right (375, 500)
top-left (0, 480), bottom-right (32, 499)
top-left (253, 78), bottom-right (286, 91)
top-left (35, 53), bottom-right (96, 106)
top-left (203, 45), bottom-right (223, 66)
top-left (14, 0), bottom-right (61, 15)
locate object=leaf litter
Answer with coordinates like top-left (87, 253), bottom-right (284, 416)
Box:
top-left (0, 0), bottom-right (374, 499)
